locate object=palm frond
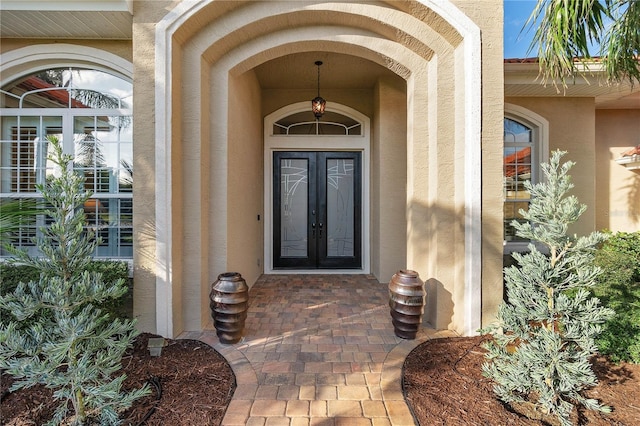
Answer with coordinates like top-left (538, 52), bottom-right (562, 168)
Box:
top-left (527, 0), bottom-right (611, 90)
top-left (119, 159), bottom-right (133, 188)
top-left (0, 199), bottom-right (40, 245)
top-left (601, 0), bottom-right (640, 84)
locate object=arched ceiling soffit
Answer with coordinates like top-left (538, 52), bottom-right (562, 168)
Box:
top-left (227, 39), bottom-right (414, 84)
top-left (176, 1), bottom-right (461, 66)
top-left (249, 51), bottom-right (404, 90)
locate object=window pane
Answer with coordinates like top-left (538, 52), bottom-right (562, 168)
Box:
top-left (0, 198), bottom-right (39, 250)
top-left (0, 116), bottom-right (63, 193)
top-left (326, 159), bottom-right (354, 257)
top-left (504, 117), bottom-right (535, 244)
top-left (280, 158), bottom-right (308, 257)
top-left (118, 159), bottom-right (133, 193)
top-left (504, 118), bottom-right (532, 143)
top-left (504, 202), bottom-right (529, 242)
top-left (1, 68), bottom-right (132, 109)
top-left (85, 197), bottom-right (133, 257)
top-left (73, 115), bottom-right (133, 194)
top-left (504, 150), bottom-right (533, 201)
top-left (119, 198), bottom-right (133, 256)
top-left (274, 111), bottom-right (362, 135)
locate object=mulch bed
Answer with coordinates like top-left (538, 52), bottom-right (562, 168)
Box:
top-left (3, 333), bottom-right (639, 425)
top-left (403, 335), bottom-right (640, 425)
top-left (1, 333), bottom-right (235, 425)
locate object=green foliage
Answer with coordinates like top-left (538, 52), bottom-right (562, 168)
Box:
top-left (602, 0), bottom-right (640, 85)
top-left (0, 264), bottom-right (41, 294)
top-left (1, 261), bottom-right (132, 323)
top-left (527, 0), bottom-right (640, 88)
top-left (0, 136), bottom-right (148, 425)
top-left (482, 151), bottom-right (615, 426)
top-left (592, 231), bottom-right (640, 363)
top-left (597, 231), bottom-right (640, 278)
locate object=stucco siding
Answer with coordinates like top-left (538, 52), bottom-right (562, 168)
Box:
top-left (132, 0), bottom-right (176, 334)
top-left (595, 109), bottom-right (640, 231)
top-left (228, 70), bottom-right (264, 292)
top-left (2, 0), bottom-right (636, 340)
top-left (0, 39), bottom-right (132, 63)
top-left (453, 0), bottom-right (504, 330)
top-left (159, 0), bottom-right (490, 336)
top-left (372, 77), bottom-right (407, 282)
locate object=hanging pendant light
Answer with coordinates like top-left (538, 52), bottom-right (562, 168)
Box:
top-left (311, 60), bottom-right (326, 119)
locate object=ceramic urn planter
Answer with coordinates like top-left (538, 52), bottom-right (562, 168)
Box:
top-left (209, 272), bottom-right (249, 344)
top-left (388, 270), bottom-right (426, 339)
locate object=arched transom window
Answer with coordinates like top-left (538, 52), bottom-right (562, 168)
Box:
top-left (273, 110), bottom-right (362, 136)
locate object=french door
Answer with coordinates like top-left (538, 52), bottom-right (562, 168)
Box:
top-left (273, 151), bottom-right (361, 269)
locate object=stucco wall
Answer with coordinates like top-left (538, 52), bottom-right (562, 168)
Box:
top-left (228, 70), bottom-right (264, 293)
top-left (1, 0), bottom-right (506, 338)
top-left (595, 109), bottom-right (640, 231)
top-left (131, 0), bottom-right (176, 333)
top-left (0, 39), bottom-right (132, 64)
top-left (453, 0), bottom-right (504, 330)
top-left (262, 89), bottom-right (374, 120)
top-left (372, 77), bottom-right (408, 282)
top-left (505, 97), bottom-right (597, 237)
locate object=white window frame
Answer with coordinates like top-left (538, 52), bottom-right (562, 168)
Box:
top-left (503, 104), bottom-right (549, 254)
top-left (1, 83), bottom-right (133, 260)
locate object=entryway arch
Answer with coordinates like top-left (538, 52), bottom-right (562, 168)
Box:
top-left (152, 0), bottom-right (481, 338)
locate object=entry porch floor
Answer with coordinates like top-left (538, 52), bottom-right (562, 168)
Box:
top-left (179, 274), bottom-right (456, 425)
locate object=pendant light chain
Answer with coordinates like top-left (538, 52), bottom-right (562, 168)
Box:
top-left (316, 60), bottom-right (322, 97)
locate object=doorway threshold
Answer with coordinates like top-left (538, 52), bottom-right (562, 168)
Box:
top-left (265, 269), bottom-right (368, 275)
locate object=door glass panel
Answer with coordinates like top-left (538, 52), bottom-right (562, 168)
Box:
top-left (326, 159), bottom-right (354, 257)
top-left (280, 158), bottom-right (308, 257)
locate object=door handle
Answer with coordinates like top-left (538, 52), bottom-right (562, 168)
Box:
top-left (312, 222), bottom-right (315, 238)
top-left (318, 222), bottom-right (323, 238)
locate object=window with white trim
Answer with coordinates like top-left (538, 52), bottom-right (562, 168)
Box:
top-left (1, 68), bottom-right (133, 259)
top-left (503, 106), bottom-right (549, 255)
top-left (503, 117), bottom-right (535, 244)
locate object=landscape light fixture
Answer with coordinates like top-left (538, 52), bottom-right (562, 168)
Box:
top-left (311, 60), bottom-right (326, 119)
top-left (147, 337), bottom-right (166, 357)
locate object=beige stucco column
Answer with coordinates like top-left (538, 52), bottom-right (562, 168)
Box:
top-left (372, 77), bottom-right (408, 281)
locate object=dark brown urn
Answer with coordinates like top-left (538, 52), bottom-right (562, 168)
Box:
top-left (209, 272), bottom-right (249, 344)
top-left (388, 270), bottom-right (426, 339)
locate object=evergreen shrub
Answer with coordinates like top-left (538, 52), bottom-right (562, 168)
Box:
top-left (482, 151), bottom-right (615, 426)
top-left (0, 136), bottom-right (148, 425)
top-left (0, 261), bottom-right (132, 322)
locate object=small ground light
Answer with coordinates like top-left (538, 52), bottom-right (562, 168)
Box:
top-left (147, 337), bottom-right (166, 357)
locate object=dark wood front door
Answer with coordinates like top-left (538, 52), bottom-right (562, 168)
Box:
top-left (273, 151), bottom-right (361, 269)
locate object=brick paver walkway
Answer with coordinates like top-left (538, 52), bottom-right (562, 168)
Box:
top-left (179, 274), bottom-right (455, 425)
